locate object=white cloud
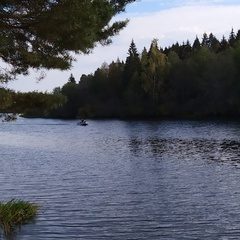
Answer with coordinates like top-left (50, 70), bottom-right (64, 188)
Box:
top-left (7, 4), bottom-right (240, 92)
top-left (122, 5), bottom-right (240, 47)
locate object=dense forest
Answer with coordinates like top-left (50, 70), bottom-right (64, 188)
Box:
top-left (27, 28), bottom-right (240, 119)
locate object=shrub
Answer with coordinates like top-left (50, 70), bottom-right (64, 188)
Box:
top-left (0, 199), bottom-right (38, 236)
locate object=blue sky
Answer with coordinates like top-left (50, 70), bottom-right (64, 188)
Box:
top-left (6, 0), bottom-right (240, 92)
top-left (126, 0), bottom-right (233, 12)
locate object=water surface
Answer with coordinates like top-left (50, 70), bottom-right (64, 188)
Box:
top-left (1, 118), bottom-right (240, 239)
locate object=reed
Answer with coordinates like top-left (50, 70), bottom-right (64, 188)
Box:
top-left (0, 199), bottom-right (38, 236)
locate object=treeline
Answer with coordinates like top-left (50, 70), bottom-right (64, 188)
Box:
top-left (0, 88), bottom-right (66, 116)
top-left (37, 28), bottom-right (240, 119)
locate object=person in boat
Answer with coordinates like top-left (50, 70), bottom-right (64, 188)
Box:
top-left (78, 119), bottom-right (87, 125)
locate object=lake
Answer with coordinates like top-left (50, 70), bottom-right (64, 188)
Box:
top-left (1, 118), bottom-right (240, 239)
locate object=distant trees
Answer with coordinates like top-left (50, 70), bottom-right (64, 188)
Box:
top-left (25, 28), bottom-right (240, 119)
top-left (0, 89), bottom-right (66, 118)
top-left (142, 39), bottom-right (169, 103)
top-left (68, 74), bottom-right (76, 84)
top-left (124, 39), bottom-right (141, 84)
top-left (0, 88), bottom-right (13, 110)
top-left (162, 29), bottom-right (240, 117)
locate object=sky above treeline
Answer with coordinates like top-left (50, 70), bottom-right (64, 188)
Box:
top-left (6, 0), bottom-right (240, 92)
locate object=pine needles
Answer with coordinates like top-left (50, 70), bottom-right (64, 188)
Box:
top-left (0, 199), bottom-right (38, 236)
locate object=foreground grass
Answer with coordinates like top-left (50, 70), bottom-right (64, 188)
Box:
top-left (0, 199), bottom-right (38, 236)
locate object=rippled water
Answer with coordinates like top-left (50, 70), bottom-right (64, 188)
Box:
top-left (1, 118), bottom-right (240, 239)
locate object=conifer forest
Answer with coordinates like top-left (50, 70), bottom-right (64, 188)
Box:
top-left (9, 29), bottom-right (240, 119)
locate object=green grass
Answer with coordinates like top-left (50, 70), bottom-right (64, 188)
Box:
top-left (0, 199), bottom-right (38, 236)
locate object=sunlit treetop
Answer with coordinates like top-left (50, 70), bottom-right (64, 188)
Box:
top-left (0, 0), bottom-right (135, 81)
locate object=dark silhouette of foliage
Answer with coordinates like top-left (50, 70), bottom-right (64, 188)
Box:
top-left (123, 39), bottom-right (141, 86)
top-left (0, 0), bottom-right (136, 81)
top-left (0, 90), bottom-right (66, 118)
top-left (68, 74), bottom-right (76, 84)
top-left (192, 36), bottom-right (201, 51)
top-left (17, 28), bottom-right (240, 119)
top-left (229, 28), bottom-right (237, 47)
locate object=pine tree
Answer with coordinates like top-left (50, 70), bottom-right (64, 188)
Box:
top-left (179, 40), bottom-right (192, 59)
top-left (201, 33), bottom-right (210, 48)
top-left (192, 36), bottom-right (201, 50)
top-left (236, 30), bottom-right (240, 42)
top-left (229, 28), bottom-right (236, 47)
top-left (123, 39), bottom-right (141, 84)
top-left (0, 0), bottom-right (136, 81)
top-left (220, 36), bottom-right (229, 51)
top-left (68, 74), bottom-right (76, 84)
top-left (210, 36), bottom-right (221, 53)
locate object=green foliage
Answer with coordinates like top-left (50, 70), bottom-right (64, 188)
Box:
top-left (0, 88), bottom-right (13, 110)
top-left (142, 39), bottom-right (169, 104)
top-left (0, 199), bottom-right (38, 236)
top-left (14, 92), bottom-right (66, 116)
top-left (124, 39), bottom-right (141, 83)
top-left (0, 0), bottom-right (136, 80)
top-left (192, 37), bottom-right (201, 51)
top-left (0, 89), bottom-right (66, 119)
top-left (26, 28), bottom-right (240, 119)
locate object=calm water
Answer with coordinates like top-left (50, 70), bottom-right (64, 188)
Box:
top-left (1, 118), bottom-right (240, 239)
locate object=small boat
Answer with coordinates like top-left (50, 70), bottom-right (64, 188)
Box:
top-left (1, 113), bottom-right (17, 122)
top-left (77, 119), bottom-right (88, 126)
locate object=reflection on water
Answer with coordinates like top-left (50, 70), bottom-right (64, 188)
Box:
top-left (129, 137), bottom-right (240, 166)
top-left (1, 118), bottom-right (240, 239)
